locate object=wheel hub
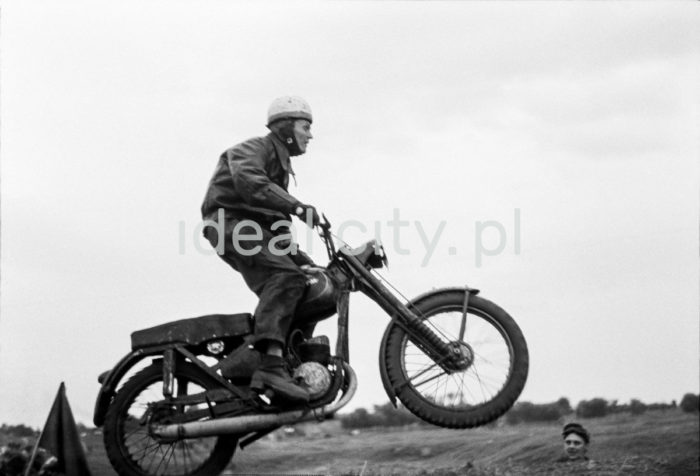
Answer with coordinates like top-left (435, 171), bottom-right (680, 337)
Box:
top-left (445, 341), bottom-right (474, 372)
top-left (146, 403), bottom-right (181, 442)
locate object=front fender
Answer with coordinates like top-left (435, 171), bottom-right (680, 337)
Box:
top-left (93, 348), bottom-right (158, 427)
top-left (378, 286), bottom-right (480, 407)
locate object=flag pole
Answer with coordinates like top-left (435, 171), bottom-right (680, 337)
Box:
top-left (23, 428), bottom-right (44, 476)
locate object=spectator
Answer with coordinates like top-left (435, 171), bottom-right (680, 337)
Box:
top-left (556, 422), bottom-right (591, 462)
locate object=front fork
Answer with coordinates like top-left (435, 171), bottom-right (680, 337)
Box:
top-left (339, 251), bottom-right (454, 363)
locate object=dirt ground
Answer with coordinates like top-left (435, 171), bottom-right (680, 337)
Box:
top-left (225, 409), bottom-right (699, 476)
top-left (77, 408), bottom-right (698, 475)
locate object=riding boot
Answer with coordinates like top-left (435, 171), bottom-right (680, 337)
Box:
top-left (250, 354), bottom-right (310, 403)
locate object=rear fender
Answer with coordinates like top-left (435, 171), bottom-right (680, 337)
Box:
top-left (378, 286), bottom-right (480, 407)
top-left (93, 348), bottom-right (163, 427)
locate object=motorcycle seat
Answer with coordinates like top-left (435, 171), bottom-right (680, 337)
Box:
top-left (130, 313), bottom-right (253, 350)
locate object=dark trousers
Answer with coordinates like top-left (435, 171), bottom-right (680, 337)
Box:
top-left (204, 216), bottom-right (314, 348)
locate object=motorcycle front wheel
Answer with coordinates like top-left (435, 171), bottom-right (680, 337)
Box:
top-left (382, 290), bottom-right (529, 428)
top-left (103, 361), bottom-right (237, 476)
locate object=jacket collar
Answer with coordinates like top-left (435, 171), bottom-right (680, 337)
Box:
top-left (268, 132), bottom-right (291, 172)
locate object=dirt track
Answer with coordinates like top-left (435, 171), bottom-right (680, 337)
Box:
top-left (225, 409), bottom-right (698, 475)
top-left (82, 409), bottom-right (698, 475)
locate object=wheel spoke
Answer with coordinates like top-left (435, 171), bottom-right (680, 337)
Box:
top-left (153, 444), bottom-right (169, 475)
top-left (405, 361), bottom-right (440, 384)
top-left (412, 370), bottom-right (448, 391)
top-left (470, 362), bottom-right (489, 402)
top-left (134, 439), bottom-right (162, 462)
top-left (155, 444), bottom-right (169, 475)
top-left (124, 426), bottom-right (149, 443)
top-left (144, 443), bottom-right (160, 475)
top-left (161, 443), bottom-right (177, 475)
top-left (182, 441), bottom-right (192, 474)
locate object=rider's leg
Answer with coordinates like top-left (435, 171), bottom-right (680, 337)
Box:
top-left (247, 270), bottom-right (311, 403)
top-left (207, 218), bottom-right (310, 348)
top-left (249, 268), bottom-right (308, 347)
top-left (205, 219), bottom-right (311, 402)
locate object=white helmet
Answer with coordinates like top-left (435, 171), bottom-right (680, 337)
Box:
top-left (267, 96), bottom-right (313, 125)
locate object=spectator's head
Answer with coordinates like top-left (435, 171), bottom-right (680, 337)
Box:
top-left (562, 422), bottom-right (590, 460)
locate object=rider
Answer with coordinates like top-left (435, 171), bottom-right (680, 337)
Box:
top-left (201, 96), bottom-right (320, 403)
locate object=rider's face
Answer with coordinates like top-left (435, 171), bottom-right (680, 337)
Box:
top-left (293, 120), bottom-right (313, 154)
top-left (563, 433), bottom-right (587, 460)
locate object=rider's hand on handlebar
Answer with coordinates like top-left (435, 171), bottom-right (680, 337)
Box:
top-left (294, 203), bottom-right (320, 228)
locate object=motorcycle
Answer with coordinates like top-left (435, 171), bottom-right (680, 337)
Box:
top-left (93, 216), bottom-right (529, 476)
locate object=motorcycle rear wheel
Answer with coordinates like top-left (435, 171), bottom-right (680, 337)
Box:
top-left (103, 361), bottom-right (237, 476)
top-left (383, 291), bottom-right (529, 428)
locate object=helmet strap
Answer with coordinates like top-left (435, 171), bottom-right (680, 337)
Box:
top-left (270, 119), bottom-right (304, 156)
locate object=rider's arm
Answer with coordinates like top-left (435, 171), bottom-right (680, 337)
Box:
top-left (226, 139), bottom-right (301, 214)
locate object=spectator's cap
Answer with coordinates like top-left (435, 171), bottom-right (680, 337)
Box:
top-left (562, 422), bottom-right (590, 444)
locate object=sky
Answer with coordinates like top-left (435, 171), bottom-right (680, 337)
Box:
top-left (1, 1), bottom-right (698, 428)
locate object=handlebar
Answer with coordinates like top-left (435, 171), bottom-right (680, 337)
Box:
top-left (317, 213), bottom-right (336, 259)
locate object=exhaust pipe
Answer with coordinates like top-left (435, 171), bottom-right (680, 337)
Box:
top-left (152, 363), bottom-right (357, 439)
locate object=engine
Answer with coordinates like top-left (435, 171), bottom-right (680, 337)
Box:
top-left (293, 362), bottom-right (333, 399)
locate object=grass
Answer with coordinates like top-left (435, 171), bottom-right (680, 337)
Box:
top-left (6, 408), bottom-right (695, 475)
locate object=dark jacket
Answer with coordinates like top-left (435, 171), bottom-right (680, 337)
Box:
top-left (201, 133), bottom-right (301, 222)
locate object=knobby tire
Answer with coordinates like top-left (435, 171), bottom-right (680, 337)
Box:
top-left (383, 291), bottom-right (529, 428)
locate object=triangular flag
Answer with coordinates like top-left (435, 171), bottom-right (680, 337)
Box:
top-left (29, 382), bottom-right (93, 476)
